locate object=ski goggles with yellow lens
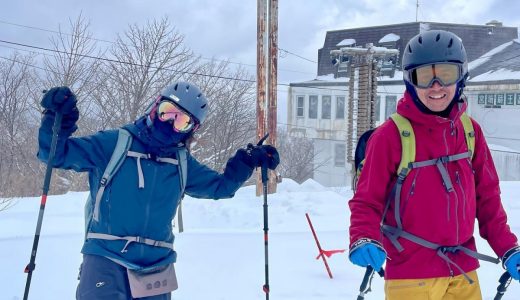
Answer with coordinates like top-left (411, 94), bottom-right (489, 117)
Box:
top-left (406, 63), bottom-right (463, 89)
top-left (157, 100), bottom-right (196, 133)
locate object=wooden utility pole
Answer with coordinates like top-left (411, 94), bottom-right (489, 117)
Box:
top-left (256, 0), bottom-right (278, 196)
top-left (330, 45), bottom-right (399, 189)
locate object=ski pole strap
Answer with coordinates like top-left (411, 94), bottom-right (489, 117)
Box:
top-left (357, 266), bottom-right (374, 300)
top-left (357, 266), bottom-right (384, 300)
top-left (494, 271), bottom-right (512, 300)
top-left (86, 233), bottom-right (174, 253)
top-left (382, 225), bottom-right (499, 283)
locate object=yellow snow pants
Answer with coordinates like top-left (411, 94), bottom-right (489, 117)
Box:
top-left (385, 270), bottom-right (481, 300)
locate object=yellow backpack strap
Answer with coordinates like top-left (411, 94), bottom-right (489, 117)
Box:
top-left (390, 113), bottom-right (415, 177)
top-left (460, 113), bottom-right (475, 160)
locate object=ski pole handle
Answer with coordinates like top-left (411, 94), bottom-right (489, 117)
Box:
top-left (357, 266), bottom-right (374, 300)
top-left (494, 271), bottom-right (512, 300)
top-left (253, 133), bottom-right (270, 183)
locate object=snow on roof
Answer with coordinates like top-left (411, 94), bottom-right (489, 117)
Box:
top-left (489, 143), bottom-right (520, 153)
top-left (468, 41), bottom-right (514, 71)
top-left (379, 33), bottom-right (400, 43)
top-left (378, 70), bottom-right (404, 81)
top-left (469, 68), bottom-right (520, 82)
top-left (419, 23), bottom-right (430, 32)
top-left (336, 38), bottom-right (356, 46)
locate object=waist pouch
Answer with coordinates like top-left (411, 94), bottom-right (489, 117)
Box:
top-left (127, 263), bottom-right (178, 298)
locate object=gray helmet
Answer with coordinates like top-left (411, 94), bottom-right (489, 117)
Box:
top-left (402, 30), bottom-right (468, 76)
top-left (159, 82), bottom-right (209, 124)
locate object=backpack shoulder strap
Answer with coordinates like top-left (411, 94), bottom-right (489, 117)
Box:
top-left (176, 147), bottom-right (188, 196)
top-left (390, 113), bottom-right (415, 177)
top-left (93, 129), bottom-right (132, 220)
top-left (460, 113), bottom-right (475, 160)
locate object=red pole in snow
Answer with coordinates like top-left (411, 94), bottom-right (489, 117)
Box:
top-left (305, 213), bottom-right (334, 279)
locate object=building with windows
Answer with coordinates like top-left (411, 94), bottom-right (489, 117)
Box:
top-left (287, 21), bottom-right (520, 186)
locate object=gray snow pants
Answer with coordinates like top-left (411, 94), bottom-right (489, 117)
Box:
top-left (76, 254), bottom-right (172, 300)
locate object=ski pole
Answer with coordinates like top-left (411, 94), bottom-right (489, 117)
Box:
top-left (357, 266), bottom-right (384, 300)
top-left (251, 133), bottom-right (271, 299)
top-left (23, 111), bottom-right (63, 300)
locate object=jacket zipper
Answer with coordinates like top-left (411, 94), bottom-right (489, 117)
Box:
top-left (141, 161), bottom-right (158, 257)
top-left (442, 128), bottom-right (451, 223)
top-left (401, 169), bottom-right (419, 217)
top-left (455, 171), bottom-right (467, 221)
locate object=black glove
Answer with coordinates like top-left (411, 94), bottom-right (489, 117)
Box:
top-left (41, 86), bottom-right (77, 114)
top-left (41, 87), bottom-right (79, 132)
top-left (245, 144), bottom-right (280, 170)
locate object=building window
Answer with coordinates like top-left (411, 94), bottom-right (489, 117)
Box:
top-left (309, 95), bottom-right (318, 119)
top-left (478, 94), bottom-right (486, 104)
top-left (486, 94), bottom-right (495, 105)
top-left (334, 144), bottom-right (346, 167)
top-left (322, 96), bottom-right (331, 119)
top-left (385, 96), bottom-right (397, 119)
top-left (506, 93), bottom-right (515, 105)
top-left (296, 96), bottom-right (304, 117)
top-left (336, 96), bottom-right (345, 119)
top-left (496, 94), bottom-right (505, 105)
top-left (516, 94), bottom-right (520, 105)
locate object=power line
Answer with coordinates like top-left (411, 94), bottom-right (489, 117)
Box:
top-left (0, 38), bottom-right (405, 95)
top-left (0, 38), bottom-right (257, 83)
top-left (6, 18), bottom-right (520, 76)
top-left (0, 18), bottom-right (315, 76)
top-left (279, 48), bottom-right (317, 63)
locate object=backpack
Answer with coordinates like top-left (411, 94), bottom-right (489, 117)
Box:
top-left (353, 112), bottom-right (500, 282)
top-left (85, 128), bottom-right (188, 237)
top-left (352, 112), bottom-right (475, 190)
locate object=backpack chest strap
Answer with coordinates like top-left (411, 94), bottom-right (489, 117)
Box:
top-left (409, 152), bottom-right (471, 193)
top-left (388, 151), bottom-right (472, 234)
top-left (127, 151), bottom-right (179, 188)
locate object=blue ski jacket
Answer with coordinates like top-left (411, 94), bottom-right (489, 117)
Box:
top-left (37, 113), bottom-right (254, 272)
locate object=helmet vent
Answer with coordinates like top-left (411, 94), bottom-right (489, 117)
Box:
top-left (448, 38), bottom-right (453, 48)
top-left (436, 33), bottom-right (441, 41)
top-left (418, 36), bottom-right (423, 44)
top-left (201, 104), bottom-right (207, 109)
top-left (197, 93), bottom-right (202, 98)
top-left (408, 44), bottom-right (412, 53)
top-left (185, 85), bottom-right (190, 92)
top-left (174, 83), bottom-right (178, 90)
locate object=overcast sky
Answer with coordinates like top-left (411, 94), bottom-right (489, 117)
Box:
top-left (2, 0), bottom-right (519, 82)
top-left (1, 0), bottom-right (519, 121)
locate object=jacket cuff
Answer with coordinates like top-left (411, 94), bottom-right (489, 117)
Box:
top-left (502, 245), bottom-right (520, 268)
top-left (349, 238), bottom-right (386, 257)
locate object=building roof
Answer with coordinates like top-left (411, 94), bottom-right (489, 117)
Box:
top-left (318, 21), bottom-right (518, 77)
top-left (468, 40), bottom-right (520, 83)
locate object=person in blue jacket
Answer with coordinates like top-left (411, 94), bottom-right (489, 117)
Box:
top-left (37, 82), bottom-right (280, 300)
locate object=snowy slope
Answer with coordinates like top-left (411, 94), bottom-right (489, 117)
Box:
top-left (1, 179), bottom-right (519, 299)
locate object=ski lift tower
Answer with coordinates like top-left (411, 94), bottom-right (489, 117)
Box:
top-left (330, 44), bottom-right (399, 188)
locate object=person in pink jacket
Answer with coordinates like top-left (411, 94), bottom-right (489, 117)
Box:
top-left (348, 30), bottom-right (520, 299)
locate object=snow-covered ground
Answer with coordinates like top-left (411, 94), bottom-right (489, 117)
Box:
top-left (1, 179), bottom-right (519, 299)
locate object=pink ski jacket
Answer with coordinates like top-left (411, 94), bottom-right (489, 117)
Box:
top-left (349, 91), bottom-right (518, 279)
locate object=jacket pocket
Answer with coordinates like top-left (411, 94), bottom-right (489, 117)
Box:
top-left (385, 280), bottom-right (429, 300)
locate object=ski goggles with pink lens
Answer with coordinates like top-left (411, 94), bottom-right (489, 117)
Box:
top-left (406, 63), bottom-right (463, 89)
top-left (157, 99), bottom-right (196, 133)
